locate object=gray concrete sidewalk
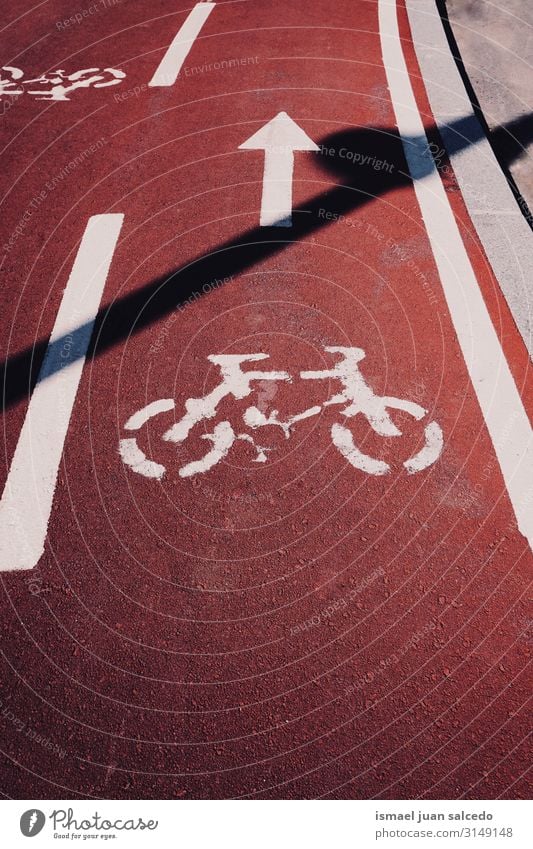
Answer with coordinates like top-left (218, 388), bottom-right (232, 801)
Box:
top-left (446, 0), bottom-right (533, 218)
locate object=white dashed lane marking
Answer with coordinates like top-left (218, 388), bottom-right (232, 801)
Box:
top-left (148, 2), bottom-right (216, 88)
top-left (0, 214), bottom-right (123, 571)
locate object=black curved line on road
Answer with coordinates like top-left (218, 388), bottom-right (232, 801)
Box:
top-left (1, 112), bottom-right (532, 412)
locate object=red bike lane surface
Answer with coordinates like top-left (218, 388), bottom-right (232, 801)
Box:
top-left (0, 0), bottom-right (531, 799)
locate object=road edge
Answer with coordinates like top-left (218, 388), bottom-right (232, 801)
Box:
top-left (405, 0), bottom-right (533, 359)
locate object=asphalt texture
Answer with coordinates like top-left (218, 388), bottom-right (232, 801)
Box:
top-left (0, 0), bottom-right (531, 799)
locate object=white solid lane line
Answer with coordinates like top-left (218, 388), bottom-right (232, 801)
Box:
top-left (148, 2), bottom-right (216, 88)
top-left (378, 0), bottom-right (533, 548)
top-left (0, 213), bottom-right (124, 571)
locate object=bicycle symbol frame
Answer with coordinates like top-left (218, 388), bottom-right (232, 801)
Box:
top-left (119, 346), bottom-right (443, 480)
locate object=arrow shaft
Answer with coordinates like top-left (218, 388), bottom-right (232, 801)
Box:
top-left (260, 149), bottom-right (294, 227)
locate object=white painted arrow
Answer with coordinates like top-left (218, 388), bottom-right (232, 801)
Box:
top-left (239, 111), bottom-right (319, 227)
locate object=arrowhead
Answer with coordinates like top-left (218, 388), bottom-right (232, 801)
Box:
top-left (239, 111), bottom-right (319, 152)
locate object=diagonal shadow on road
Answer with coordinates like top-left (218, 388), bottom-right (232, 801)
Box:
top-left (2, 112), bottom-right (532, 412)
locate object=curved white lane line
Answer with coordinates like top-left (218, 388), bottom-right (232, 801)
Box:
top-left (379, 0), bottom-right (533, 548)
top-left (406, 0), bottom-right (533, 358)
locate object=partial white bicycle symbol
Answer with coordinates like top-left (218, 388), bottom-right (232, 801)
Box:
top-left (0, 66), bottom-right (125, 100)
top-left (119, 346), bottom-right (443, 480)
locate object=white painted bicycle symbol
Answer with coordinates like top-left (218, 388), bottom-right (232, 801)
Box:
top-left (119, 346), bottom-right (443, 480)
top-left (0, 66), bottom-right (125, 100)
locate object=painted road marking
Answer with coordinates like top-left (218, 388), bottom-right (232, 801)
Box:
top-left (0, 66), bottom-right (125, 101)
top-left (406, 0), bottom-right (533, 359)
top-left (122, 348), bottom-right (443, 479)
top-left (119, 398), bottom-right (175, 480)
top-left (0, 214), bottom-right (124, 571)
top-left (379, 0), bottom-right (533, 547)
top-left (148, 2), bottom-right (216, 88)
top-left (239, 111), bottom-right (319, 227)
